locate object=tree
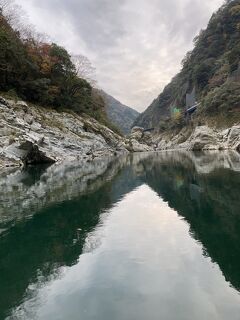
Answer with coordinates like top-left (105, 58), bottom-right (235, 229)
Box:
top-left (0, 1), bottom-right (111, 126)
top-left (0, 0), bottom-right (25, 31)
top-left (71, 54), bottom-right (97, 86)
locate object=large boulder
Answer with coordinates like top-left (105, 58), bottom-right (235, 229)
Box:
top-left (127, 126), bottom-right (155, 151)
top-left (2, 139), bottom-right (55, 165)
top-left (187, 126), bottom-right (220, 151)
top-left (16, 100), bottom-right (29, 112)
top-left (125, 139), bottom-right (154, 152)
top-left (226, 125), bottom-right (240, 150)
top-left (129, 126), bottom-right (144, 140)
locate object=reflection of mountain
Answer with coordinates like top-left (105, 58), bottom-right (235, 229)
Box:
top-left (138, 152), bottom-right (240, 292)
top-left (0, 151), bottom-right (240, 319)
top-left (0, 155), bottom-right (144, 319)
top-left (0, 157), bottom-right (128, 227)
top-left (0, 160), bottom-right (128, 319)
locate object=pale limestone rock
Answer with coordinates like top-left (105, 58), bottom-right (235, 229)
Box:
top-left (126, 139), bottom-right (154, 152)
top-left (157, 124), bottom-right (240, 151)
top-left (226, 126), bottom-right (240, 150)
top-left (0, 97), bottom-right (11, 108)
top-left (127, 126), bottom-right (156, 150)
top-left (16, 100), bottom-right (28, 110)
top-left (187, 126), bottom-right (220, 150)
top-left (129, 126), bottom-right (144, 140)
top-left (30, 121), bottom-right (42, 132)
top-left (0, 96), bottom-right (129, 167)
top-left (131, 126), bottom-right (144, 133)
top-left (24, 114), bottom-right (34, 125)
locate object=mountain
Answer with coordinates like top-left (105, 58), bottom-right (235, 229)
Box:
top-left (99, 90), bottom-right (139, 135)
top-left (134, 0), bottom-right (240, 132)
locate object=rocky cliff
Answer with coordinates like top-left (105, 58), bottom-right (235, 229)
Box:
top-left (0, 96), bottom-right (130, 167)
top-left (0, 96), bottom-right (159, 168)
top-left (134, 0), bottom-right (240, 147)
top-left (155, 124), bottom-right (240, 151)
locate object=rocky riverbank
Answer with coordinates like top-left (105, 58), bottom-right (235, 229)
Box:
top-left (0, 96), bottom-right (132, 167)
top-left (0, 96), bottom-right (162, 168)
top-left (155, 125), bottom-right (240, 152)
top-left (1, 96), bottom-right (239, 168)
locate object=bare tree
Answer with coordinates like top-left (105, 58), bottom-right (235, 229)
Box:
top-left (0, 0), bottom-right (49, 43)
top-left (71, 54), bottom-right (97, 87)
top-left (0, 0), bottom-right (10, 13)
top-left (21, 24), bottom-right (50, 44)
top-left (0, 0), bottom-right (24, 29)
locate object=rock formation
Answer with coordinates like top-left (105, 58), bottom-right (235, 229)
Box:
top-left (155, 125), bottom-right (240, 151)
top-left (125, 127), bottom-right (155, 152)
top-left (0, 96), bottom-right (129, 167)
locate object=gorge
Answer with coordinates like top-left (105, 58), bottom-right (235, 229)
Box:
top-left (0, 1), bottom-right (240, 319)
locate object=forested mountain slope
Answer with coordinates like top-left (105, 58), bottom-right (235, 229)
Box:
top-left (99, 90), bottom-right (139, 135)
top-left (0, 9), bottom-right (117, 132)
top-left (134, 0), bottom-right (240, 132)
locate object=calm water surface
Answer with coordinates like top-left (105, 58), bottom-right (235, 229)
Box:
top-left (0, 151), bottom-right (240, 320)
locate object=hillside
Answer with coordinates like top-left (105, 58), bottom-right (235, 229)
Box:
top-left (134, 0), bottom-right (240, 132)
top-left (99, 90), bottom-right (139, 135)
top-left (0, 9), bottom-right (119, 133)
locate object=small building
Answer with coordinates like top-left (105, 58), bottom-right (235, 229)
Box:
top-left (185, 87), bottom-right (199, 118)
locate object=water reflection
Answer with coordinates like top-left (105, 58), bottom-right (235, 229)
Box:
top-left (0, 151), bottom-right (240, 319)
top-left (142, 151), bottom-right (240, 292)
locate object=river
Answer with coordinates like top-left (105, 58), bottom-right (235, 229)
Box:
top-left (0, 151), bottom-right (240, 320)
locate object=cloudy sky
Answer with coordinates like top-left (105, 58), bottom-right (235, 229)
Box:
top-left (18, 0), bottom-right (223, 112)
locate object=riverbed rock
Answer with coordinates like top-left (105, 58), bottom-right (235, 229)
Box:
top-left (187, 126), bottom-right (220, 150)
top-left (3, 139), bottom-right (55, 165)
top-left (125, 138), bottom-right (154, 152)
top-left (130, 126), bottom-right (144, 140)
top-left (226, 125), bottom-right (240, 150)
top-left (0, 96), bottom-right (129, 167)
top-left (156, 124), bottom-right (240, 151)
top-left (126, 126), bottom-right (155, 151)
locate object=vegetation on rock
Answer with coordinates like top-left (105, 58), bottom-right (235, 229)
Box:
top-left (0, 2), bottom-right (119, 132)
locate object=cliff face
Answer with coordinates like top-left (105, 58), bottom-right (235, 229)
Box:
top-left (0, 96), bottom-right (130, 167)
top-left (134, 0), bottom-right (240, 131)
top-left (0, 95), bottom-right (159, 168)
top-left (99, 90), bottom-right (139, 135)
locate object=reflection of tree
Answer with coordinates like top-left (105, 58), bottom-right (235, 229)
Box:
top-left (141, 153), bottom-right (240, 292)
top-left (1, 152), bottom-right (240, 318)
top-left (0, 154), bottom-right (144, 319)
top-left (0, 182), bottom-right (113, 319)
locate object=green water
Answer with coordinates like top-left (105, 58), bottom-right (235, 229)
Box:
top-left (0, 151), bottom-right (240, 320)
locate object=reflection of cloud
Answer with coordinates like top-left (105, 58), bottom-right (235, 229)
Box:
top-left (9, 184), bottom-right (240, 319)
top-left (18, 0), bottom-right (223, 111)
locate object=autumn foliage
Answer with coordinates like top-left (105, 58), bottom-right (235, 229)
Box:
top-left (0, 7), bottom-right (99, 115)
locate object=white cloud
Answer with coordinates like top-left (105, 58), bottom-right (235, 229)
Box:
top-left (18, 0), bottom-right (223, 112)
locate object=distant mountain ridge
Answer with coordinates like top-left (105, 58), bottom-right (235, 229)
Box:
top-left (99, 90), bottom-right (139, 135)
top-left (134, 0), bottom-right (240, 131)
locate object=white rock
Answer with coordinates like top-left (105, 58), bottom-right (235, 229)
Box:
top-left (16, 101), bottom-right (28, 109)
top-left (157, 125), bottom-right (240, 151)
top-left (0, 96), bottom-right (129, 167)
